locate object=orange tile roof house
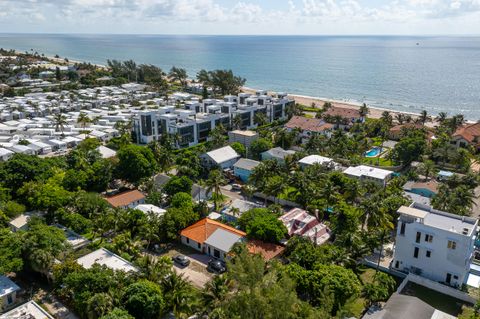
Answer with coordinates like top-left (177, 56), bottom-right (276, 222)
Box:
top-left (322, 106), bottom-right (365, 129)
top-left (104, 190), bottom-right (145, 209)
top-left (452, 123), bottom-right (480, 149)
top-left (285, 116), bottom-right (334, 136)
top-left (180, 218), bottom-right (246, 261)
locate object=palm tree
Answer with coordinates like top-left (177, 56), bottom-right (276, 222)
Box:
top-left (202, 275), bottom-right (231, 314)
top-left (333, 115), bottom-right (343, 129)
top-left (162, 272), bottom-right (197, 317)
top-left (381, 111), bottom-right (393, 126)
top-left (419, 110), bottom-right (430, 126)
top-left (232, 114), bottom-right (242, 130)
top-left (436, 112), bottom-right (448, 124)
top-left (417, 160), bottom-right (437, 181)
top-left (359, 103), bottom-right (369, 118)
top-left (264, 175), bottom-right (285, 205)
top-left (169, 66), bottom-right (188, 87)
top-left (53, 113), bottom-right (68, 135)
top-left (205, 169), bottom-right (226, 211)
top-left (395, 113), bottom-right (405, 125)
top-left (138, 255), bottom-right (173, 282)
top-left (77, 112), bottom-right (91, 131)
top-left (254, 112), bottom-right (268, 126)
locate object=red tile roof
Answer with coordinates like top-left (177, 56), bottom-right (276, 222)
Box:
top-left (389, 123), bottom-right (423, 133)
top-left (323, 106), bottom-right (362, 119)
top-left (285, 116), bottom-right (334, 132)
top-left (453, 123), bottom-right (480, 144)
top-left (180, 218), bottom-right (246, 244)
top-left (104, 190), bottom-right (145, 208)
top-left (247, 239), bottom-right (285, 261)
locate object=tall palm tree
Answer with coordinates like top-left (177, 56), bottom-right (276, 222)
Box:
top-left (53, 113), bottom-right (68, 135)
top-left (419, 110), bottom-right (430, 126)
top-left (359, 103), bottom-right (369, 118)
top-left (77, 112), bottom-right (91, 131)
top-left (232, 114), bottom-right (242, 130)
top-left (162, 272), bottom-right (197, 317)
top-left (202, 275), bottom-right (231, 314)
top-left (418, 160), bottom-right (437, 181)
top-left (436, 112), bottom-right (448, 124)
top-left (205, 169), bottom-right (226, 211)
top-left (395, 113), bottom-right (405, 125)
top-left (381, 111), bottom-right (393, 127)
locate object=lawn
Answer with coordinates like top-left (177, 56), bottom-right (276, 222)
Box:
top-left (363, 157), bottom-right (394, 167)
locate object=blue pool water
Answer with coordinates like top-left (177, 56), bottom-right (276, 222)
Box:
top-left (365, 147), bottom-right (381, 157)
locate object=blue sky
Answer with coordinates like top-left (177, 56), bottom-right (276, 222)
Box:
top-left (0, 0), bottom-right (479, 35)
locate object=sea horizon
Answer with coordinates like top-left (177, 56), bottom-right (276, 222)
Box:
top-left (1, 34), bottom-right (480, 120)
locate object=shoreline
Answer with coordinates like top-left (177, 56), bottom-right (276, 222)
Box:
top-left (3, 49), bottom-right (467, 126)
top-left (242, 86), bottom-right (446, 127)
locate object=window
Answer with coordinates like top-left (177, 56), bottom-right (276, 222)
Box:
top-left (214, 249), bottom-right (220, 258)
top-left (448, 240), bottom-right (457, 250)
top-left (416, 232), bottom-right (421, 243)
top-left (395, 261), bottom-right (399, 268)
top-left (197, 243), bottom-right (201, 249)
top-left (186, 238), bottom-right (189, 244)
top-left (414, 247), bottom-right (419, 258)
top-left (7, 294), bottom-right (12, 304)
top-left (426, 250), bottom-right (431, 258)
top-left (454, 275), bottom-right (459, 280)
top-left (425, 234), bottom-right (433, 243)
top-left (400, 222), bottom-right (406, 235)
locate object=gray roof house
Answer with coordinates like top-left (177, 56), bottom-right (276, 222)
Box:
top-left (200, 145), bottom-right (240, 170)
top-left (261, 147), bottom-right (296, 163)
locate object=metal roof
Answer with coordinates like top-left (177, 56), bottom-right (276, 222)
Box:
top-left (204, 228), bottom-right (244, 252)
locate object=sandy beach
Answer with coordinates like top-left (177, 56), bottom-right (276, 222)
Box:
top-left (242, 86), bottom-right (436, 125)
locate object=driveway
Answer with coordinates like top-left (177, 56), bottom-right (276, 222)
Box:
top-left (160, 247), bottom-right (213, 288)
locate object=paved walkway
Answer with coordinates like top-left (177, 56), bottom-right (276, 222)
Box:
top-left (35, 289), bottom-right (78, 319)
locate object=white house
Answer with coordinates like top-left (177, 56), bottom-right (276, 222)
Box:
top-left (0, 300), bottom-right (53, 319)
top-left (0, 276), bottom-right (20, 312)
top-left (8, 213), bottom-right (31, 232)
top-left (0, 147), bottom-right (13, 161)
top-left (76, 248), bottom-right (138, 272)
top-left (343, 165), bottom-right (393, 187)
top-left (134, 204), bottom-right (166, 217)
top-left (201, 145), bottom-right (240, 170)
top-left (298, 155), bottom-right (336, 170)
top-left (392, 203), bottom-right (478, 287)
top-left (180, 218), bottom-right (246, 261)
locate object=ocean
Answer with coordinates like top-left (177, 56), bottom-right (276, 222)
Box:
top-left (1, 34), bottom-right (480, 119)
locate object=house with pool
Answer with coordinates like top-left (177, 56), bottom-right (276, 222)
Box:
top-left (403, 181), bottom-right (439, 199)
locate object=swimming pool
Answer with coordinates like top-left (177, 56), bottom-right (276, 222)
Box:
top-left (365, 147), bottom-right (381, 157)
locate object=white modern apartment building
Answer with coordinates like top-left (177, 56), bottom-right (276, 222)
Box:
top-left (133, 91), bottom-right (293, 147)
top-left (392, 202), bottom-right (478, 287)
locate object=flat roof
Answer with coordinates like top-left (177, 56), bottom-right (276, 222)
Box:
top-left (399, 203), bottom-right (478, 235)
top-left (0, 300), bottom-right (54, 319)
top-left (134, 204), bottom-right (166, 216)
top-left (299, 154), bottom-right (333, 165)
top-left (76, 248), bottom-right (138, 272)
top-left (0, 275), bottom-right (20, 298)
top-left (229, 130), bottom-right (258, 137)
top-left (344, 165), bottom-right (392, 179)
top-left (398, 206), bottom-right (429, 219)
top-left (8, 213), bottom-right (30, 229)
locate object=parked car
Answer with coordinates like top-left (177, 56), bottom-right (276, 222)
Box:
top-left (207, 259), bottom-right (226, 274)
top-left (231, 184), bottom-right (242, 191)
top-left (172, 254), bottom-right (190, 267)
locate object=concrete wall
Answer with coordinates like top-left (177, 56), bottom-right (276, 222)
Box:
top-left (399, 273), bottom-right (476, 304)
top-left (0, 291), bottom-right (17, 311)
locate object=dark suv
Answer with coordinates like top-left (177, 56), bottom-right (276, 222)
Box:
top-left (207, 259), bottom-right (226, 274)
top-left (172, 254), bottom-right (190, 267)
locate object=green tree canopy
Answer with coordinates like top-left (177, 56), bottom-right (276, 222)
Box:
top-left (116, 145), bottom-right (157, 184)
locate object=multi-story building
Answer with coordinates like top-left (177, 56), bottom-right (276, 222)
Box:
top-left (133, 91), bottom-right (293, 147)
top-left (392, 202), bottom-right (478, 287)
